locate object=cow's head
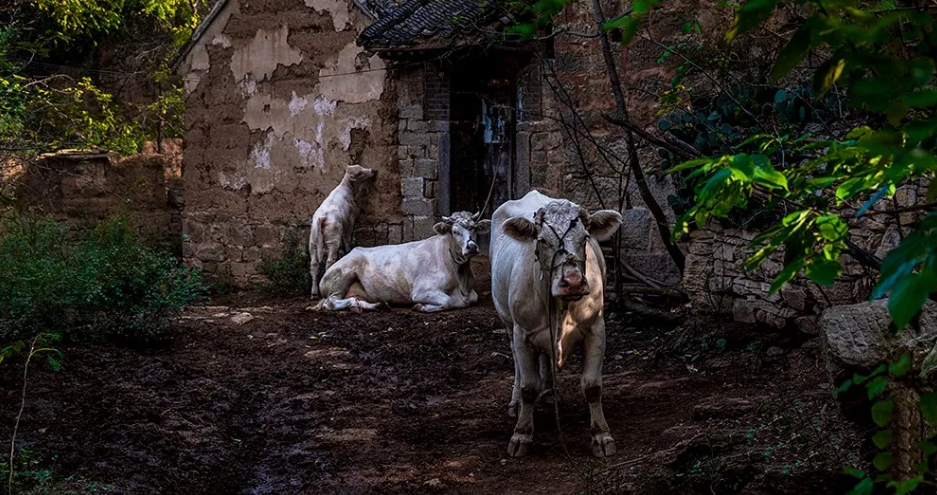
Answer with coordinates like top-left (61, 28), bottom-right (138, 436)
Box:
top-left (344, 164), bottom-right (376, 194)
top-left (434, 211), bottom-right (492, 265)
top-left (502, 201), bottom-right (622, 301)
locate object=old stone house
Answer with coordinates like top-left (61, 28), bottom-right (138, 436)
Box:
top-left (167, 0), bottom-right (922, 330)
top-left (173, 0), bottom-right (683, 287)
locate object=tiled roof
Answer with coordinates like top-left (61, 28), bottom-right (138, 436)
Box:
top-left (358, 0), bottom-right (507, 51)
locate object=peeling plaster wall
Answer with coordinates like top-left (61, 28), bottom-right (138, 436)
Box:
top-left (180, 0), bottom-right (399, 286)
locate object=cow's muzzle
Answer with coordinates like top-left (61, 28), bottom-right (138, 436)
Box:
top-left (464, 241), bottom-right (479, 256)
top-left (556, 269), bottom-right (590, 301)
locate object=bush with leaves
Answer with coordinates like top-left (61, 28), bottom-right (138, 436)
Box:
top-left (0, 210), bottom-right (204, 344)
top-left (257, 228), bottom-right (312, 297)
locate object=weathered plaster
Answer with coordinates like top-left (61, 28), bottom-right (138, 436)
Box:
top-left (304, 0), bottom-right (350, 31)
top-left (318, 42), bottom-right (385, 103)
top-left (177, 0), bottom-right (239, 94)
top-left (230, 25), bottom-right (303, 83)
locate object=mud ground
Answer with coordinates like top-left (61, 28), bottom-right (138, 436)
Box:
top-left (1, 287), bottom-right (865, 494)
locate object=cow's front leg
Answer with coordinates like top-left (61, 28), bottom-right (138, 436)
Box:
top-left (508, 326), bottom-right (540, 457)
top-left (411, 290), bottom-right (453, 313)
top-left (582, 320), bottom-right (615, 457)
top-left (508, 329), bottom-right (520, 418)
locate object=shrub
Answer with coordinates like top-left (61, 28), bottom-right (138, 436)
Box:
top-left (257, 227), bottom-right (310, 296)
top-left (0, 210), bottom-right (204, 344)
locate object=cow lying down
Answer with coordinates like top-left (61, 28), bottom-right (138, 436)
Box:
top-left (315, 211), bottom-right (490, 312)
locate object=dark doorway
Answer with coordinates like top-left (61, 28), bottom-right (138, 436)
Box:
top-left (448, 51), bottom-right (531, 252)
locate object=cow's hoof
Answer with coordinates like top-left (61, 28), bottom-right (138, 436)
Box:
top-left (507, 401), bottom-right (518, 418)
top-left (377, 302), bottom-right (391, 311)
top-left (538, 389), bottom-right (554, 405)
top-left (591, 435), bottom-right (617, 458)
top-left (507, 435), bottom-right (532, 457)
top-left (412, 303), bottom-right (425, 312)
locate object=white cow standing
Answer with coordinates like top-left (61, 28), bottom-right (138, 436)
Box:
top-left (491, 190), bottom-right (623, 458)
top-left (315, 211), bottom-right (490, 312)
top-left (309, 164), bottom-right (376, 298)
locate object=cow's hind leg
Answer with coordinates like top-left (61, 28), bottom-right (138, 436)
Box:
top-left (411, 290), bottom-right (454, 313)
top-left (321, 296), bottom-right (384, 313)
top-left (508, 324), bottom-right (540, 457)
top-left (538, 354), bottom-right (554, 405)
top-left (309, 226), bottom-right (322, 298)
top-left (582, 319), bottom-right (616, 457)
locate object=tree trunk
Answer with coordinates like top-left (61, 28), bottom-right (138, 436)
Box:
top-left (589, 0), bottom-right (686, 275)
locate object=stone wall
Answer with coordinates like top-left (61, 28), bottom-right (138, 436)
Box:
top-left (10, 148), bottom-right (183, 251)
top-left (684, 181), bottom-right (930, 330)
top-left (176, 0), bottom-right (401, 286)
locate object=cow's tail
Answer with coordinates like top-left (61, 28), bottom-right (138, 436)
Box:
top-left (310, 217), bottom-right (327, 260)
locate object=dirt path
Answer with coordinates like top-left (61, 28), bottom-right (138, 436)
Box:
top-left (0, 297), bottom-right (863, 494)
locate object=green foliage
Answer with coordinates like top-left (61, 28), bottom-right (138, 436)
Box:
top-left (0, 1), bottom-right (204, 160)
top-left (2, 448), bottom-right (115, 495)
top-left (0, 210), bottom-right (205, 344)
top-left (257, 228), bottom-right (311, 296)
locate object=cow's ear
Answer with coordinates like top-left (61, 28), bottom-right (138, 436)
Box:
top-left (587, 210), bottom-right (623, 242)
top-left (503, 217), bottom-right (537, 241)
top-left (475, 219), bottom-right (491, 234)
top-left (434, 222), bottom-right (451, 235)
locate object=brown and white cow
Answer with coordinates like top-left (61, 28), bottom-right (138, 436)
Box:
top-left (315, 211), bottom-right (490, 312)
top-left (309, 165), bottom-right (376, 298)
top-left (491, 190), bottom-right (622, 458)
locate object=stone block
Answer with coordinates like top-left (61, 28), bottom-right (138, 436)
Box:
top-left (399, 105), bottom-right (422, 119)
top-left (414, 158), bottom-right (438, 179)
top-left (230, 262), bottom-right (258, 279)
top-left (620, 209), bottom-right (651, 250)
top-left (402, 177), bottom-right (425, 198)
top-left (198, 243), bottom-right (225, 262)
top-left (781, 284), bottom-right (808, 311)
top-left (413, 216), bottom-right (436, 240)
top-left (242, 246), bottom-right (262, 262)
top-left (402, 198), bottom-right (436, 216)
top-left (896, 186), bottom-right (917, 208)
top-left (407, 119), bottom-right (428, 133)
top-left (388, 223), bottom-right (403, 244)
top-left (254, 224), bottom-right (279, 246)
top-left (399, 132), bottom-right (430, 147)
top-left (425, 180), bottom-right (437, 199)
top-left (821, 299), bottom-right (937, 368)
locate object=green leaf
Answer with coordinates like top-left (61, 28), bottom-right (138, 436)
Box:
top-left (918, 439), bottom-right (937, 455)
top-left (769, 258), bottom-right (804, 294)
top-left (921, 393), bottom-right (937, 425)
top-left (848, 477), bottom-right (874, 495)
top-left (843, 466), bottom-right (864, 479)
top-left (867, 376), bottom-right (888, 400)
top-left (873, 452), bottom-right (893, 471)
top-left (846, 126), bottom-right (873, 139)
top-left (889, 354), bottom-right (911, 377)
top-left (816, 215), bottom-right (848, 241)
top-left (752, 161), bottom-right (788, 190)
top-left (872, 400), bottom-right (894, 427)
top-left (725, 0), bottom-right (779, 44)
top-left (873, 430), bottom-right (893, 449)
top-left (836, 379), bottom-right (853, 395)
top-left (806, 258), bottom-right (842, 286)
top-left (888, 271), bottom-right (937, 329)
top-left (770, 25), bottom-right (812, 83)
top-left (813, 58), bottom-right (846, 97)
top-left (928, 179), bottom-right (937, 202)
